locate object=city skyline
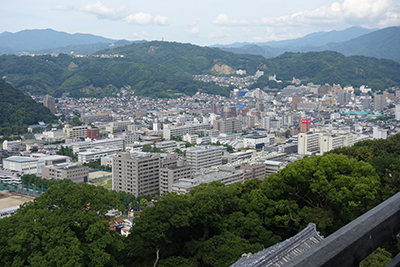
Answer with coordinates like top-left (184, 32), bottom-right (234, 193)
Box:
top-left (2, 0), bottom-right (400, 46)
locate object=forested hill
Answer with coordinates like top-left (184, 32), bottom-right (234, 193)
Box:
top-left (1, 42), bottom-right (400, 99)
top-left (0, 79), bottom-right (57, 135)
top-left (251, 51), bottom-right (400, 91)
top-left (0, 41), bottom-right (270, 98)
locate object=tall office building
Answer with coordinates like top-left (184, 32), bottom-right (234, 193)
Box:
top-left (374, 94), bottom-right (385, 110)
top-left (213, 118), bottom-right (242, 133)
top-left (211, 102), bottom-right (220, 114)
top-left (261, 116), bottom-right (271, 131)
top-left (300, 118), bottom-right (311, 133)
top-left (44, 95), bottom-right (56, 114)
top-left (112, 152), bottom-right (160, 197)
top-left (186, 146), bottom-right (223, 171)
top-left (337, 91), bottom-right (351, 105)
top-left (222, 106), bottom-right (237, 118)
top-left (292, 95), bottom-right (302, 109)
top-left (160, 154), bottom-right (191, 195)
top-left (362, 98), bottom-right (371, 110)
top-left (396, 105), bottom-right (400, 121)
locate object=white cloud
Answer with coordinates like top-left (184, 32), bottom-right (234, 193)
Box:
top-left (154, 15), bottom-right (169, 25)
top-left (125, 13), bottom-right (169, 26)
top-left (259, 0), bottom-right (400, 28)
top-left (125, 13), bottom-right (154, 25)
top-left (80, 2), bottom-right (128, 20)
top-left (212, 14), bottom-right (249, 26)
top-left (188, 27), bottom-right (200, 35)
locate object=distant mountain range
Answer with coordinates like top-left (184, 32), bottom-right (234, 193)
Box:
top-left (1, 26), bottom-right (400, 63)
top-left (0, 29), bottom-right (134, 55)
top-left (1, 41), bottom-right (400, 99)
top-left (213, 26), bottom-right (400, 63)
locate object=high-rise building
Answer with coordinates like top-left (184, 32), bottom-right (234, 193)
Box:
top-left (374, 94), bottom-right (385, 110)
top-left (44, 95), bottom-right (56, 114)
top-left (112, 152), bottom-right (160, 197)
top-left (300, 118), bottom-right (311, 133)
top-left (186, 146), bottom-right (223, 171)
top-left (362, 98), bottom-right (371, 110)
top-left (292, 95), bottom-right (302, 109)
top-left (256, 102), bottom-right (265, 111)
top-left (246, 116), bottom-right (257, 128)
top-left (337, 91), bottom-right (351, 105)
top-left (213, 118), bottom-right (242, 133)
top-left (160, 154), bottom-right (191, 195)
top-left (298, 132), bottom-right (319, 155)
top-left (261, 116), bottom-right (271, 131)
top-left (211, 102), bottom-right (220, 114)
top-left (222, 106), bottom-right (237, 118)
top-left (396, 105), bottom-right (400, 121)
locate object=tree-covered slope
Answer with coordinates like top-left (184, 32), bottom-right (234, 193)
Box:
top-left (251, 51), bottom-right (400, 90)
top-left (321, 26), bottom-right (400, 63)
top-left (0, 41), bottom-right (270, 98)
top-left (0, 79), bottom-right (57, 135)
top-left (2, 41), bottom-right (400, 99)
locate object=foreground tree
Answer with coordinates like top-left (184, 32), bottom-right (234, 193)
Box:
top-left (266, 153), bottom-right (381, 235)
top-left (0, 183), bottom-right (124, 267)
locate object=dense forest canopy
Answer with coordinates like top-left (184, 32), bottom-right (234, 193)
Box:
top-left (0, 79), bottom-right (57, 135)
top-left (1, 42), bottom-right (400, 99)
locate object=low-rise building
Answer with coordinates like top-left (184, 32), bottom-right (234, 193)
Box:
top-left (77, 148), bottom-right (120, 163)
top-left (41, 163), bottom-right (89, 183)
top-left (3, 156), bottom-right (39, 174)
top-left (172, 169), bottom-right (244, 194)
top-left (63, 125), bottom-right (88, 138)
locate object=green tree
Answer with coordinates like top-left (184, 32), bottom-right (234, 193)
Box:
top-left (140, 198), bottom-right (149, 209)
top-left (266, 153), bottom-right (380, 235)
top-left (0, 183), bottom-right (124, 267)
top-left (360, 248), bottom-right (392, 267)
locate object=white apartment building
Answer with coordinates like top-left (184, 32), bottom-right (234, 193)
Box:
top-left (77, 148), bottom-right (120, 163)
top-left (155, 141), bottom-right (182, 152)
top-left (163, 123), bottom-right (211, 140)
top-left (298, 132), bottom-right (320, 155)
top-left (186, 146), bottom-right (223, 171)
top-left (261, 116), bottom-right (271, 131)
top-left (299, 131), bottom-right (357, 155)
top-left (243, 134), bottom-right (274, 149)
top-left (183, 133), bottom-right (198, 144)
top-left (2, 140), bottom-right (22, 152)
top-left (396, 105), bottom-right (400, 121)
top-left (373, 127), bottom-right (388, 140)
top-left (72, 138), bottom-right (124, 153)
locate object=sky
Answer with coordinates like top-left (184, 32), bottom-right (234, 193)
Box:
top-left (2, 0), bottom-right (400, 46)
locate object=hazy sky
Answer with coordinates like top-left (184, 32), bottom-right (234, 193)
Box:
top-left (2, 0), bottom-right (400, 45)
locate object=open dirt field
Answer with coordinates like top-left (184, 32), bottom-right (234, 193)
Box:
top-left (89, 171), bottom-right (112, 180)
top-left (0, 190), bottom-right (35, 209)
